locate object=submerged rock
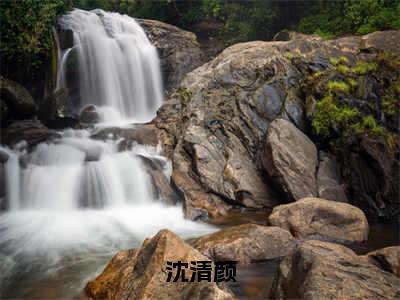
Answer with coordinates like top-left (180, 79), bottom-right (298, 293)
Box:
top-left (80, 105), bottom-right (100, 125)
top-left (138, 155), bottom-right (179, 205)
top-left (92, 124), bottom-right (159, 148)
top-left (262, 118), bottom-right (318, 201)
top-left (84, 230), bottom-right (235, 300)
top-left (268, 197), bottom-right (369, 243)
top-left (190, 224), bottom-right (296, 264)
top-left (271, 240), bottom-right (400, 299)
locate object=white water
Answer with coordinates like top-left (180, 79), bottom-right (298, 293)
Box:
top-left (57, 9), bottom-right (164, 123)
top-left (0, 9), bottom-right (214, 298)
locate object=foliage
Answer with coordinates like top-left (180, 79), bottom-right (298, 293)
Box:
top-left (351, 61), bottom-right (378, 75)
top-left (0, 0), bottom-right (72, 77)
top-left (297, 0), bottom-right (400, 38)
top-left (327, 81), bottom-right (350, 94)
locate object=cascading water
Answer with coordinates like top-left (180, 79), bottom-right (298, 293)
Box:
top-left (57, 9), bottom-right (164, 123)
top-left (0, 9), bottom-right (214, 298)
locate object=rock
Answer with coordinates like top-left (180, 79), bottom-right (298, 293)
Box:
top-left (0, 163), bottom-right (5, 202)
top-left (0, 149), bottom-right (9, 164)
top-left (271, 240), bottom-right (400, 299)
top-left (55, 25), bottom-right (74, 50)
top-left (38, 88), bottom-right (76, 124)
top-left (138, 155), bottom-right (179, 205)
top-left (190, 224), bottom-right (296, 264)
top-left (345, 136), bottom-right (400, 220)
top-left (92, 124), bottom-right (159, 148)
top-left (268, 197), bottom-right (369, 243)
top-left (80, 105), bottom-right (100, 125)
top-left (84, 229), bottom-right (235, 300)
top-left (0, 77), bottom-right (37, 121)
top-left (1, 120), bottom-right (59, 148)
top-left (361, 30), bottom-right (400, 54)
top-left (262, 119), bottom-right (318, 201)
top-left (317, 152), bottom-right (348, 202)
top-left (136, 19), bottom-right (205, 91)
top-left (154, 31), bottom-right (400, 220)
top-left (365, 246), bottom-right (400, 277)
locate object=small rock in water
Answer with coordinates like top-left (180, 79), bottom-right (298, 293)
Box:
top-left (80, 105), bottom-right (100, 125)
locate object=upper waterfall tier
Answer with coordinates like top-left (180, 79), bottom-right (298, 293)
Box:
top-left (58, 9), bottom-right (164, 122)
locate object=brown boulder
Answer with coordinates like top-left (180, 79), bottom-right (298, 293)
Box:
top-left (190, 224), bottom-right (296, 264)
top-left (84, 230), bottom-right (235, 300)
top-left (1, 120), bottom-right (59, 148)
top-left (262, 118), bottom-right (318, 200)
top-left (268, 197), bottom-right (369, 242)
top-left (271, 240), bottom-right (400, 299)
top-left (79, 105), bottom-right (100, 125)
top-left (365, 246), bottom-right (400, 277)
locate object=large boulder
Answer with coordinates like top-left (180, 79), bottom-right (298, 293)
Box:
top-left (0, 77), bottom-right (37, 123)
top-left (84, 229), bottom-right (235, 300)
top-left (136, 19), bottom-right (205, 91)
top-left (190, 224), bottom-right (296, 264)
top-left (154, 31), bottom-right (400, 220)
top-left (262, 118), bottom-right (318, 201)
top-left (365, 246), bottom-right (400, 278)
top-left (268, 197), bottom-right (369, 243)
top-left (271, 240), bottom-right (400, 299)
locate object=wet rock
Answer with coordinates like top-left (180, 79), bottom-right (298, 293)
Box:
top-left (80, 105), bottom-right (100, 125)
top-left (190, 224), bottom-right (296, 264)
top-left (317, 151), bottom-right (348, 202)
top-left (0, 77), bottom-right (37, 122)
top-left (136, 19), bottom-right (205, 91)
top-left (171, 170), bottom-right (232, 221)
top-left (345, 136), bottom-right (400, 220)
top-left (84, 230), bottom-right (235, 300)
top-left (365, 246), bottom-right (400, 277)
top-left (0, 149), bottom-right (9, 163)
top-left (1, 120), bottom-right (59, 148)
top-left (262, 119), bottom-right (318, 201)
top-left (138, 155), bottom-right (179, 205)
top-left (92, 124), bottom-right (159, 148)
top-left (38, 88), bottom-right (76, 125)
top-left (271, 240), bottom-right (400, 299)
top-left (268, 197), bottom-right (369, 243)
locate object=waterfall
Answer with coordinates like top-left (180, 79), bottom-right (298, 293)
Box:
top-left (57, 9), bottom-right (164, 122)
top-left (0, 9), bottom-right (214, 298)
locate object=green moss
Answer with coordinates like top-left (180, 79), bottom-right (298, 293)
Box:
top-left (351, 61), bottom-right (377, 75)
top-left (327, 80), bottom-right (350, 94)
top-left (284, 52), bottom-right (295, 60)
top-left (337, 64), bottom-right (350, 75)
top-left (311, 94), bottom-right (360, 138)
top-left (382, 96), bottom-right (398, 116)
top-left (353, 115), bottom-right (386, 136)
top-left (330, 56), bottom-right (349, 66)
top-left (347, 78), bottom-right (358, 89)
top-left (176, 87), bottom-right (192, 104)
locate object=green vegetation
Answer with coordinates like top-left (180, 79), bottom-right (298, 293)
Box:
top-left (297, 0), bottom-right (400, 38)
top-left (0, 0), bottom-right (72, 84)
top-left (327, 81), bottom-right (350, 94)
top-left (352, 61), bottom-right (378, 75)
